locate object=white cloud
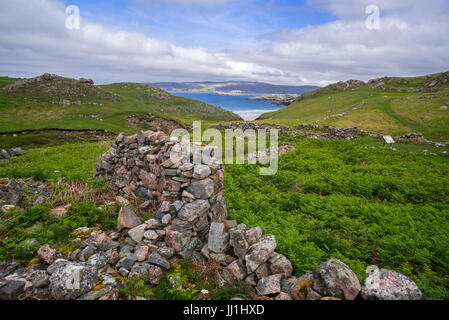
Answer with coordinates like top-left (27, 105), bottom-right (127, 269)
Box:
top-left (0, 0), bottom-right (296, 84)
top-left (231, 0), bottom-right (449, 84)
top-left (0, 0), bottom-right (448, 86)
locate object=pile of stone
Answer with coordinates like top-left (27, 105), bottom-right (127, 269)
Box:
top-left (424, 71), bottom-right (449, 88)
top-left (399, 133), bottom-right (425, 140)
top-left (397, 133), bottom-right (448, 148)
top-left (0, 147), bottom-right (23, 160)
top-left (213, 122), bottom-right (280, 133)
top-left (94, 130), bottom-right (227, 219)
top-left (291, 124), bottom-right (361, 140)
top-left (213, 122), bottom-right (361, 140)
top-left (0, 209), bottom-right (422, 300)
top-left (0, 178), bottom-right (51, 207)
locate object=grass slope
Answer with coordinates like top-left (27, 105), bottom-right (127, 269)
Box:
top-left (0, 74), bottom-right (241, 135)
top-left (258, 71), bottom-right (449, 141)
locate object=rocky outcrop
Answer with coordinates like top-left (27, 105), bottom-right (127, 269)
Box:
top-left (2, 73), bottom-right (95, 92)
top-left (325, 80), bottom-right (366, 91)
top-left (0, 147), bottom-right (23, 160)
top-left (0, 178), bottom-right (52, 207)
top-left (396, 133), bottom-right (448, 148)
top-left (424, 71), bottom-right (449, 88)
top-left (79, 78), bottom-right (94, 85)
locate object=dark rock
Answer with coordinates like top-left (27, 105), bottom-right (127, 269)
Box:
top-left (147, 252), bottom-right (170, 269)
top-left (153, 211), bottom-right (164, 219)
top-left (180, 237), bottom-right (203, 260)
top-left (135, 187), bottom-right (150, 199)
top-left (0, 280), bottom-right (26, 300)
top-left (79, 78), bottom-right (94, 84)
top-left (306, 287), bottom-right (322, 300)
top-left (118, 253), bottom-right (137, 270)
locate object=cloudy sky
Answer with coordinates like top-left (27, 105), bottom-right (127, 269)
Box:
top-left (0, 0), bottom-right (448, 85)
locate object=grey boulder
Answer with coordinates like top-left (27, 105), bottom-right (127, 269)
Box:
top-left (312, 258), bottom-right (361, 300)
top-left (49, 262), bottom-right (98, 300)
top-left (361, 268), bottom-right (422, 300)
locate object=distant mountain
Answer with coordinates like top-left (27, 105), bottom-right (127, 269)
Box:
top-left (147, 81), bottom-right (320, 95)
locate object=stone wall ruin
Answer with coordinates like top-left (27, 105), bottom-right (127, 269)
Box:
top-left (89, 130), bottom-right (423, 300)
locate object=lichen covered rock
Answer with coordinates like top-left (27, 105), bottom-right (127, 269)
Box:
top-left (49, 262), bottom-right (98, 300)
top-left (361, 268), bottom-right (422, 300)
top-left (312, 258), bottom-right (361, 300)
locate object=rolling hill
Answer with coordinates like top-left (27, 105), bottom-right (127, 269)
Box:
top-left (258, 71), bottom-right (449, 141)
top-left (0, 73), bottom-right (241, 135)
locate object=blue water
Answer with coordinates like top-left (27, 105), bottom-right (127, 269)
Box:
top-left (170, 92), bottom-right (284, 120)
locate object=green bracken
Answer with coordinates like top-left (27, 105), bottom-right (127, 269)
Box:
top-left (224, 135), bottom-right (449, 300)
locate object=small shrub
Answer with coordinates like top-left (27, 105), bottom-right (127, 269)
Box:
top-left (119, 276), bottom-right (153, 300)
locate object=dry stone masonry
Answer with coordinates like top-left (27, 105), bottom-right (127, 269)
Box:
top-left (214, 122), bottom-right (365, 140)
top-left (213, 122), bottom-right (448, 152)
top-left (0, 131), bottom-right (423, 300)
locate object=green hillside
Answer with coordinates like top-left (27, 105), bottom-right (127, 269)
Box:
top-left (258, 71), bottom-right (449, 141)
top-left (0, 73), bottom-right (241, 135)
